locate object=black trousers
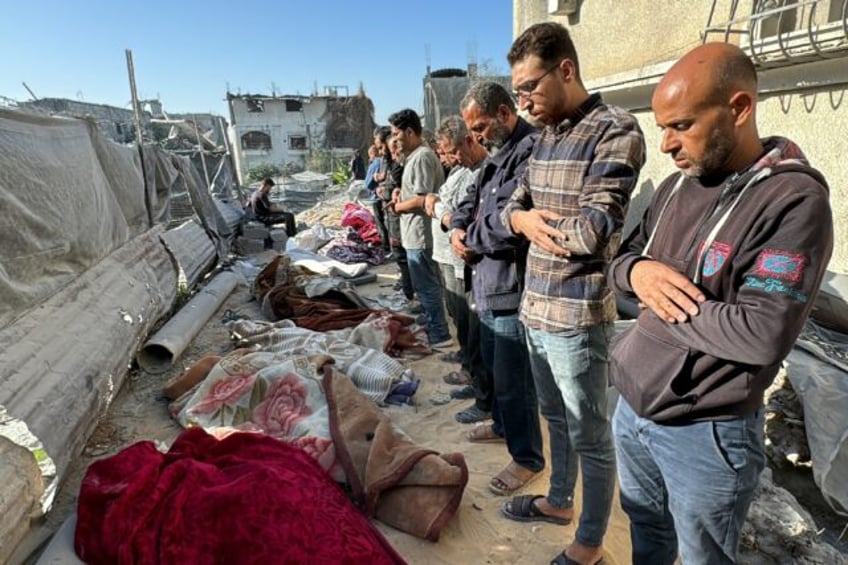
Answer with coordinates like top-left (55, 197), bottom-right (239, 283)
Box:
top-left (259, 212), bottom-right (297, 237)
top-left (371, 200), bottom-right (390, 252)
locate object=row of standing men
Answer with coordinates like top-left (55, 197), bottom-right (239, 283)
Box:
top-left (365, 22), bottom-right (833, 565)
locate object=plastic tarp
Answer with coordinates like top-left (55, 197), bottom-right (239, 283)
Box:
top-left (0, 109), bottom-right (147, 330)
top-left (0, 107), bottom-right (241, 560)
top-left (169, 154), bottom-right (231, 257)
top-left (787, 321), bottom-right (848, 516)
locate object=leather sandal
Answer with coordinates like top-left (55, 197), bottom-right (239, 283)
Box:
top-left (489, 461), bottom-right (541, 496)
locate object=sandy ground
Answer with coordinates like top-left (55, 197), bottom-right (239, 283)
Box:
top-left (39, 256), bottom-right (846, 564)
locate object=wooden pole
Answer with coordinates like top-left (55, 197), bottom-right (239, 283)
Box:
top-left (125, 49), bottom-right (153, 227)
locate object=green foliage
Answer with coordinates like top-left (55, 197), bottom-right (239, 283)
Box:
top-left (246, 162), bottom-right (283, 183)
top-left (331, 161), bottom-right (352, 186)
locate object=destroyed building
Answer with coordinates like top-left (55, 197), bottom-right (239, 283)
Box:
top-left (19, 97), bottom-right (140, 143)
top-left (226, 87), bottom-right (376, 184)
top-left (17, 97), bottom-right (229, 155)
top-left (422, 64), bottom-right (512, 132)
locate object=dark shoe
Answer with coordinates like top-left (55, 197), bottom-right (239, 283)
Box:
top-left (455, 405), bottom-right (490, 424)
top-left (501, 495), bottom-right (572, 526)
top-left (442, 370), bottom-right (470, 386)
top-left (430, 337), bottom-right (454, 349)
top-left (550, 553), bottom-right (605, 565)
top-left (449, 385), bottom-right (475, 399)
top-left (439, 350), bottom-right (464, 363)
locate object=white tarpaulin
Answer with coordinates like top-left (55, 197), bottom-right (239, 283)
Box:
top-left (0, 109), bottom-right (147, 330)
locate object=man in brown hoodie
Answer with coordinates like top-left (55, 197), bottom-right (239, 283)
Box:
top-left (608, 43), bottom-right (833, 564)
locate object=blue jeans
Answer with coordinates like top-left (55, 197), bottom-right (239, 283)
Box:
top-left (613, 397), bottom-right (765, 565)
top-left (406, 248), bottom-right (451, 344)
top-left (479, 309), bottom-right (544, 472)
top-left (526, 324), bottom-right (616, 548)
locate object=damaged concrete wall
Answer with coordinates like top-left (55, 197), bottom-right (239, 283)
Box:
top-left (19, 97), bottom-right (141, 144)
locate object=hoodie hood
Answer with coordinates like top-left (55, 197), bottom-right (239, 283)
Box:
top-left (755, 136), bottom-right (829, 192)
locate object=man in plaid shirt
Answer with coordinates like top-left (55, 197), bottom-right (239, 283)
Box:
top-left (500, 22), bottom-right (646, 565)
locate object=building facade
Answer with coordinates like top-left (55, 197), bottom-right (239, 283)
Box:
top-left (227, 89), bottom-right (375, 183)
top-left (422, 64), bottom-right (513, 132)
top-left (514, 0), bottom-right (848, 272)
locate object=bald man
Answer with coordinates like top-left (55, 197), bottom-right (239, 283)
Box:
top-left (608, 43), bottom-right (833, 564)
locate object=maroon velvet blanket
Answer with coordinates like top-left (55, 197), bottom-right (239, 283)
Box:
top-left (74, 428), bottom-right (406, 564)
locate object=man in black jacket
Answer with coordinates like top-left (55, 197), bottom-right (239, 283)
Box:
top-left (608, 43), bottom-right (833, 565)
top-left (450, 81), bottom-right (545, 496)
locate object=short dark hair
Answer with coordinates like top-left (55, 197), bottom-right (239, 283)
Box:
top-left (262, 177), bottom-right (275, 187)
top-left (712, 50), bottom-right (758, 105)
top-left (387, 108), bottom-right (422, 136)
top-left (374, 126), bottom-right (392, 144)
top-left (460, 81), bottom-right (515, 117)
top-left (508, 22), bottom-right (581, 81)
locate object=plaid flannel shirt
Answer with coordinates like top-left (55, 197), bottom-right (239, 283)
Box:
top-left (502, 93), bottom-right (646, 331)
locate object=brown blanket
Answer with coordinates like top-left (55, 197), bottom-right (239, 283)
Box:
top-left (322, 364), bottom-right (468, 541)
top-left (254, 255), bottom-right (429, 356)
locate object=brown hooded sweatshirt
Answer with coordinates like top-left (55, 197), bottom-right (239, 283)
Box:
top-left (609, 137), bottom-right (833, 423)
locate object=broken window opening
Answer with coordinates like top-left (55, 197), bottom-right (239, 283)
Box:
top-left (285, 99), bottom-right (303, 112)
top-left (246, 98), bottom-right (265, 113)
top-left (241, 130), bottom-right (272, 150)
top-left (289, 135), bottom-right (308, 150)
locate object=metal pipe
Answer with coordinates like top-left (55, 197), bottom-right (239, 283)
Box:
top-left (137, 271), bottom-right (240, 373)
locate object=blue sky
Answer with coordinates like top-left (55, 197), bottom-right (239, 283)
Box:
top-left (0, 0), bottom-right (514, 124)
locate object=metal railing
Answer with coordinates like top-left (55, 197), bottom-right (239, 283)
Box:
top-left (703, 0), bottom-right (848, 66)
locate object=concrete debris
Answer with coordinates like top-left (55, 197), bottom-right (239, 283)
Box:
top-left (740, 469), bottom-right (846, 564)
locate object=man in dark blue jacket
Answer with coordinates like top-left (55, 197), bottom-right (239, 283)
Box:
top-left (450, 81), bottom-right (544, 495)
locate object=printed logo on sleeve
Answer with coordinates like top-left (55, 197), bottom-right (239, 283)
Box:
top-left (744, 248), bottom-right (809, 302)
top-left (752, 249), bottom-right (806, 285)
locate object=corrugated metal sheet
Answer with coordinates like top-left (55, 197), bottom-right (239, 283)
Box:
top-left (0, 227), bottom-right (177, 561)
top-left (160, 220), bottom-right (217, 289)
top-left (215, 199), bottom-right (244, 236)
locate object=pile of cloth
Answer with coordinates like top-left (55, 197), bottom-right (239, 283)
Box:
top-left (253, 255), bottom-right (429, 358)
top-left (340, 202), bottom-right (381, 246)
top-left (305, 203), bottom-right (384, 265)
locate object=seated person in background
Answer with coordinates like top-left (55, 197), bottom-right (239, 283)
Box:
top-left (248, 177), bottom-right (297, 237)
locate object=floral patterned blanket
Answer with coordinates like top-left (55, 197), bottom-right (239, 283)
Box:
top-left (168, 334), bottom-right (467, 540)
top-left (172, 350), bottom-right (346, 482)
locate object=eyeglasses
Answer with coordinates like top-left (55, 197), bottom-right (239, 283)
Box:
top-left (512, 60), bottom-right (563, 100)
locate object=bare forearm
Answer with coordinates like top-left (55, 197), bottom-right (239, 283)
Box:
top-left (395, 195), bottom-right (427, 214)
